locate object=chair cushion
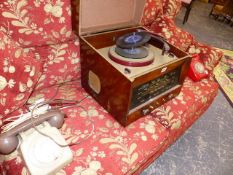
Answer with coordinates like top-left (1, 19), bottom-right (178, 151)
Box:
top-left (0, 0), bottom-right (73, 47)
top-left (162, 0), bottom-right (182, 20)
top-left (141, 0), bottom-right (164, 27)
top-left (1, 77), bottom-right (219, 175)
top-left (147, 16), bottom-right (193, 51)
top-left (0, 31), bottom-right (42, 122)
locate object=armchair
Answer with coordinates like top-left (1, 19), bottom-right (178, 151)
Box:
top-left (0, 0), bottom-right (222, 175)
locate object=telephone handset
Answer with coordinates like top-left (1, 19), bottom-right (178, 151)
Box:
top-left (0, 110), bottom-right (65, 155)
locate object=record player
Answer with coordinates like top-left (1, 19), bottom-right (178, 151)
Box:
top-left (77, 0), bottom-right (191, 126)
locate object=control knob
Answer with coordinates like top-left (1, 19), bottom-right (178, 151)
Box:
top-left (142, 105), bottom-right (154, 115)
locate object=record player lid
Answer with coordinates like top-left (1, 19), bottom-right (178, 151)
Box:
top-left (79, 0), bottom-right (146, 35)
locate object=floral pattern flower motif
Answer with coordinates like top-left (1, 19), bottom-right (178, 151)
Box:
top-left (77, 160), bottom-right (102, 175)
top-left (44, 4), bottom-right (63, 18)
top-left (153, 106), bottom-right (181, 129)
top-left (188, 45), bottom-right (201, 54)
top-left (172, 92), bottom-right (188, 105)
top-left (137, 120), bottom-right (160, 141)
top-left (100, 137), bottom-right (139, 172)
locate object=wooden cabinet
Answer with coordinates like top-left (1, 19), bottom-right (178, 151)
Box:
top-left (80, 27), bottom-right (191, 126)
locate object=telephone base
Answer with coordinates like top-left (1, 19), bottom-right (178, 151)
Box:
top-left (19, 122), bottom-right (73, 175)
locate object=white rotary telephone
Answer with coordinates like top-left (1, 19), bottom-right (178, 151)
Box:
top-left (0, 110), bottom-right (73, 175)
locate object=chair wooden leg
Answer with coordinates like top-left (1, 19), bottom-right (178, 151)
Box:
top-left (209, 4), bottom-right (215, 16)
top-left (183, 12), bottom-right (187, 24)
top-left (183, 6), bottom-right (192, 24)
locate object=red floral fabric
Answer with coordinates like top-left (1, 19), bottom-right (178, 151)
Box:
top-left (0, 31), bottom-right (42, 122)
top-left (152, 78), bottom-right (218, 130)
top-left (34, 37), bottom-right (81, 90)
top-left (0, 0), bottom-right (73, 47)
top-left (141, 0), bottom-right (164, 27)
top-left (162, 0), bottom-right (182, 20)
top-left (147, 16), bottom-right (193, 51)
top-left (0, 1), bottom-right (222, 174)
top-left (0, 78), bottom-right (219, 175)
top-left (187, 40), bottom-right (223, 72)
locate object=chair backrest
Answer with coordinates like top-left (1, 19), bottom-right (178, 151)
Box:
top-left (141, 0), bottom-right (182, 26)
top-left (141, 0), bottom-right (164, 26)
top-left (0, 0), bottom-right (73, 47)
top-left (162, 0), bottom-right (182, 20)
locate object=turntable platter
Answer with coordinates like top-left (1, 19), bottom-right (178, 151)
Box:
top-left (109, 46), bottom-right (154, 67)
top-left (116, 32), bottom-right (151, 49)
top-left (115, 47), bottom-right (149, 59)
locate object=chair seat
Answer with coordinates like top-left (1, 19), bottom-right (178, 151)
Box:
top-left (0, 77), bottom-right (219, 175)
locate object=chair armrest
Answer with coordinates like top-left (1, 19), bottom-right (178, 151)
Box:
top-left (141, 0), bottom-right (164, 26)
top-left (0, 31), bottom-right (42, 119)
top-left (162, 0), bottom-right (182, 20)
top-left (187, 40), bottom-right (223, 73)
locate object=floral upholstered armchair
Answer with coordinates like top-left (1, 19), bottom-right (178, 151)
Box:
top-left (0, 0), bottom-right (222, 175)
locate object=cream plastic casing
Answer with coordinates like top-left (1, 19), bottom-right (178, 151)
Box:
top-left (19, 122), bottom-right (73, 175)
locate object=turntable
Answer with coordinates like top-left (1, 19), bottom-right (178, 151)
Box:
top-left (77, 0), bottom-right (191, 126)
